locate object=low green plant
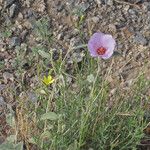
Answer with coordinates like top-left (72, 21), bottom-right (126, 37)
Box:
top-left (17, 54), bottom-right (148, 150)
top-left (3, 17), bottom-right (148, 150)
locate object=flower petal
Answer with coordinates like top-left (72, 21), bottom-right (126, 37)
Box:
top-left (101, 34), bottom-right (116, 52)
top-left (43, 75), bottom-right (54, 85)
top-left (98, 34), bottom-right (116, 59)
top-left (88, 32), bottom-right (105, 57)
top-left (101, 48), bottom-right (114, 59)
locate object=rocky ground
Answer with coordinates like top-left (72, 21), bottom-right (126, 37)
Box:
top-left (0, 0), bottom-right (150, 149)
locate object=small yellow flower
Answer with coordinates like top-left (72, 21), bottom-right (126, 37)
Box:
top-left (43, 75), bottom-right (54, 85)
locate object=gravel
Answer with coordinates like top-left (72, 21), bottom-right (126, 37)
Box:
top-left (0, 0), bottom-right (150, 147)
top-left (142, 2), bottom-right (150, 11)
top-left (9, 37), bottom-right (21, 47)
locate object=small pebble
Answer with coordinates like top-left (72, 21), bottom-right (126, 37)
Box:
top-left (106, 0), bottom-right (113, 5)
top-left (123, 5), bottom-right (130, 13)
top-left (134, 32), bottom-right (147, 45)
top-left (0, 96), bottom-right (6, 106)
top-left (20, 30), bottom-right (28, 41)
top-left (128, 9), bottom-right (136, 15)
top-left (72, 52), bottom-right (85, 63)
top-left (28, 92), bottom-right (37, 103)
top-left (9, 3), bottom-right (17, 18)
top-left (79, 2), bottom-right (90, 12)
top-left (5, 0), bottom-right (16, 8)
top-left (10, 37), bottom-right (21, 47)
top-left (57, 33), bottom-right (63, 40)
top-left (0, 136), bottom-right (5, 145)
top-left (70, 37), bottom-right (81, 47)
top-left (0, 84), bottom-right (6, 91)
top-left (3, 72), bottom-right (14, 83)
top-left (23, 20), bottom-right (33, 29)
top-left (18, 12), bottom-right (24, 20)
top-left (142, 2), bottom-right (150, 12)
top-left (91, 17), bottom-right (99, 23)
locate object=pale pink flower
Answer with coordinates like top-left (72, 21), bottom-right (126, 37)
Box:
top-left (88, 32), bottom-right (116, 59)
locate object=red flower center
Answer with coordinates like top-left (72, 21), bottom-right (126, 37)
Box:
top-left (96, 47), bottom-right (106, 55)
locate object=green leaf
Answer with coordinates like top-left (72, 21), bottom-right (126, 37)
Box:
top-left (6, 113), bottom-right (15, 127)
top-left (38, 50), bottom-right (50, 59)
top-left (0, 142), bottom-right (23, 150)
top-left (87, 74), bottom-right (95, 83)
top-left (40, 131), bottom-right (51, 139)
top-left (14, 142), bottom-right (23, 150)
top-left (6, 135), bottom-right (16, 143)
top-left (28, 137), bottom-right (37, 145)
top-left (40, 112), bottom-right (59, 121)
top-left (0, 142), bottom-right (14, 150)
top-left (67, 140), bottom-right (78, 150)
top-left (2, 30), bottom-right (12, 38)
